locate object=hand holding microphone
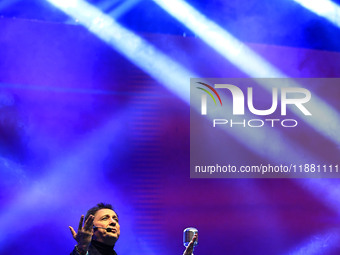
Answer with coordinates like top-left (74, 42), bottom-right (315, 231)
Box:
top-left (183, 227), bottom-right (198, 255)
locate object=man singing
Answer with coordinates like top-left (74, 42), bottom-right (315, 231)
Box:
top-left (69, 202), bottom-right (197, 255)
top-left (69, 203), bottom-right (120, 255)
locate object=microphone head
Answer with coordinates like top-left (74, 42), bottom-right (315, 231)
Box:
top-left (106, 227), bottom-right (114, 232)
top-left (183, 227), bottom-right (198, 247)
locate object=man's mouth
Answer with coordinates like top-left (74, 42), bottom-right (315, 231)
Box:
top-left (106, 227), bottom-right (117, 233)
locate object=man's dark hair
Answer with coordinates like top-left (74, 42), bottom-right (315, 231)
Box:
top-left (85, 202), bottom-right (115, 221)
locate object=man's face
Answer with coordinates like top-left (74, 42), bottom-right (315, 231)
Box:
top-left (93, 209), bottom-right (120, 245)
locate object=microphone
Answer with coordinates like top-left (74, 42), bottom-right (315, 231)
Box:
top-left (93, 226), bottom-right (115, 232)
top-left (183, 227), bottom-right (198, 248)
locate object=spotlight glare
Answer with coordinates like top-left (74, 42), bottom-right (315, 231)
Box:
top-left (46, 0), bottom-right (195, 103)
top-left (47, 0), bottom-right (79, 9)
top-left (286, 230), bottom-right (340, 255)
top-left (154, 0), bottom-right (340, 147)
top-left (293, 0), bottom-right (340, 28)
top-left (153, 0), bottom-right (283, 78)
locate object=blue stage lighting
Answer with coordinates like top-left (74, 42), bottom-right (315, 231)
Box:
top-left (302, 178), bottom-right (340, 212)
top-left (45, 0), bottom-right (340, 170)
top-left (45, 0), bottom-right (340, 166)
top-left (46, 0), bottom-right (196, 103)
top-left (0, 107), bottom-right (135, 251)
top-left (37, 4), bottom-right (340, 254)
top-left (108, 0), bottom-right (142, 19)
top-left (154, 0), bottom-right (340, 147)
top-left (48, 0), bottom-right (79, 9)
top-left (293, 0), bottom-right (340, 28)
top-left (286, 230), bottom-right (340, 255)
top-left (198, 97), bottom-right (320, 168)
top-left (153, 0), bottom-right (283, 78)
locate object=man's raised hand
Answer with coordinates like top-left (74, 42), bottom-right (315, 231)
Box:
top-left (69, 215), bottom-right (94, 252)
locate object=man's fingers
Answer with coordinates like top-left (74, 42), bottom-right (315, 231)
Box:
top-left (69, 226), bottom-right (77, 239)
top-left (78, 215), bottom-right (84, 231)
top-left (84, 215), bottom-right (94, 231)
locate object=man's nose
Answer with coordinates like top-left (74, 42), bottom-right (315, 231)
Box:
top-left (109, 218), bottom-right (116, 224)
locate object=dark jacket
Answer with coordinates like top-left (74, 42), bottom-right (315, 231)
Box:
top-left (70, 240), bottom-right (117, 255)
